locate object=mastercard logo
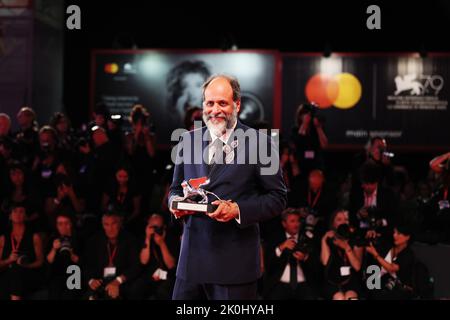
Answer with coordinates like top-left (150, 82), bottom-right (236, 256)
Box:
top-left (104, 63), bottom-right (119, 74)
top-left (305, 73), bottom-right (362, 109)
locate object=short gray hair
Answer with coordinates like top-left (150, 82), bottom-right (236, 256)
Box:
top-left (202, 74), bottom-right (241, 102)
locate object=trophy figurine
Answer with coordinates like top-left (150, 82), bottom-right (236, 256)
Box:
top-left (171, 176), bottom-right (219, 213)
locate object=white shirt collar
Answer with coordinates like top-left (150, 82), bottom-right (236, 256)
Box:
top-left (285, 232), bottom-right (298, 241)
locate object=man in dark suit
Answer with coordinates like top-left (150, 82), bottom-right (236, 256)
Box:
top-left (168, 75), bottom-right (287, 300)
top-left (264, 208), bottom-right (319, 300)
top-left (348, 163), bottom-right (398, 241)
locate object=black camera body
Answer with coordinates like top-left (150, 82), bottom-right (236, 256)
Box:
top-left (293, 214), bottom-right (318, 254)
top-left (59, 236), bottom-right (72, 253)
top-left (303, 103), bottom-right (318, 117)
top-left (150, 225), bottom-right (164, 236)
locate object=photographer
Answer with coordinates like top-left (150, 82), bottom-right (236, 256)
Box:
top-left (84, 211), bottom-right (139, 300)
top-left (290, 103), bottom-right (328, 178)
top-left (14, 107), bottom-right (39, 168)
top-left (1, 162), bottom-right (42, 234)
top-left (280, 143), bottom-right (302, 207)
top-left (428, 152), bottom-right (450, 241)
top-left (106, 114), bottom-right (126, 159)
top-left (0, 203), bottom-right (44, 300)
top-left (101, 166), bottom-right (141, 233)
top-left (0, 113), bottom-right (12, 139)
top-left (130, 214), bottom-right (179, 300)
top-left (46, 212), bottom-right (82, 300)
top-left (321, 209), bottom-right (363, 300)
top-left (50, 112), bottom-right (76, 157)
top-left (32, 126), bottom-right (63, 199)
top-left (295, 170), bottom-right (337, 238)
top-left (352, 137), bottom-right (395, 191)
top-left (125, 104), bottom-right (156, 213)
top-left (365, 225), bottom-right (415, 300)
top-left (264, 208), bottom-right (319, 300)
top-left (349, 163), bottom-right (398, 242)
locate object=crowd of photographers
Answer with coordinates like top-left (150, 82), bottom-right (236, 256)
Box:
top-left (0, 102), bottom-right (448, 300)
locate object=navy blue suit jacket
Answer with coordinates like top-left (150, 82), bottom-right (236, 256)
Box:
top-left (169, 121), bottom-right (287, 284)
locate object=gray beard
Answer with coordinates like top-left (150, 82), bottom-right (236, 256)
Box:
top-left (203, 108), bottom-right (238, 137)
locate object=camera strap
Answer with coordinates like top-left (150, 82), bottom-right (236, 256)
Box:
top-left (107, 242), bottom-right (118, 267)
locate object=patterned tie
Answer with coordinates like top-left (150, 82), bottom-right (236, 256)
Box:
top-left (208, 139), bottom-right (225, 174)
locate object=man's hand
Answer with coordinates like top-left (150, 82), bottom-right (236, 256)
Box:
top-left (365, 244), bottom-right (378, 257)
top-left (153, 231), bottom-right (165, 246)
top-left (208, 200), bottom-right (239, 222)
top-left (89, 279), bottom-right (103, 291)
top-left (53, 239), bottom-right (62, 250)
top-left (365, 230), bottom-right (380, 239)
top-left (293, 251), bottom-right (308, 261)
top-left (279, 238), bottom-right (297, 252)
top-left (8, 251), bottom-right (19, 264)
top-left (105, 280), bottom-right (120, 299)
top-left (145, 225), bottom-right (155, 239)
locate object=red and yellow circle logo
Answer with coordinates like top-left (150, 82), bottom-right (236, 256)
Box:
top-left (305, 73), bottom-right (362, 109)
top-left (104, 63), bottom-right (119, 74)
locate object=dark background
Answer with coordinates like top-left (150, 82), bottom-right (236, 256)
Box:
top-left (62, 0), bottom-right (450, 180)
top-left (63, 0), bottom-right (450, 127)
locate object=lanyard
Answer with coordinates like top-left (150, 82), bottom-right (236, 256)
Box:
top-left (10, 233), bottom-right (22, 252)
top-left (308, 189), bottom-right (321, 208)
top-left (107, 242), bottom-right (118, 267)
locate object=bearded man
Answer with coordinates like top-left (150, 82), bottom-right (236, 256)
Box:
top-left (168, 74), bottom-right (287, 300)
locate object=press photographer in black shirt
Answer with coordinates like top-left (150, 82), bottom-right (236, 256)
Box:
top-left (429, 152), bottom-right (450, 241)
top-left (84, 211), bottom-right (139, 300)
top-left (46, 212), bottom-right (82, 300)
top-left (290, 103), bottom-right (328, 178)
top-left (15, 107), bottom-right (39, 168)
top-left (321, 209), bottom-right (363, 300)
top-left (0, 203), bottom-right (44, 300)
top-left (365, 225), bottom-right (415, 300)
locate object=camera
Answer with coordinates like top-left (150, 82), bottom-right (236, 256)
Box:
top-left (294, 214), bottom-right (318, 254)
top-left (379, 146), bottom-right (394, 159)
top-left (334, 223), bottom-right (352, 241)
top-left (15, 251), bottom-right (31, 266)
top-left (150, 225), bottom-right (164, 236)
top-left (357, 206), bottom-right (384, 230)
top-left (59, 236), bottom-right (72, 253)
top-left (302, 103), bottom-right (319, 117)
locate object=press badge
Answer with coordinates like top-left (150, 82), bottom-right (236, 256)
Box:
top-left (41, 169), bottom-right (52, 179)
top-left (305, 150), bottom-right (315, 159)
top-left (104, 267), bottom-right (116, 278)
top-left (153, 268), bottom-right (168, 280)
top-left (438, 200), bottom-right (450, 210)
top-left (340, 266), bottom-right (351, 276)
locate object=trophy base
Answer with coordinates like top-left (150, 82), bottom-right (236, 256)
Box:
top-left (171, 201), bottom-right (218, 213)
